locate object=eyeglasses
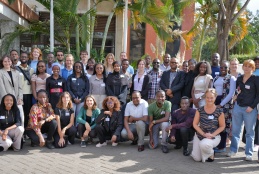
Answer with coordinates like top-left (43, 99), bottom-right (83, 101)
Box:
top-left (220, 66), bottom-right (228, 69)
top-left (106, 101), bottom-right (114, 105)
top-left (153, 62), bottom-right (160, 64)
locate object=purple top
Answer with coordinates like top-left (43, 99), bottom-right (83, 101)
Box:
top-left (170, 108), bottom-right (196, 137)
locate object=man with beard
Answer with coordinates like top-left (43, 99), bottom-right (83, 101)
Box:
top-left (148, 58), bottom-right (163, 104)
top-left (148, 90), bottom-right (171, 153)
top-left (46, 52), bottom-right (55, 75)
top-left (16, 51), bottom-right (34, 129)
top-left (159, 53), bottom-right (171, 72)
top-left (10, 50), bottom-right (21, 66)
top-left (144, 55), bottom-right (152, 73)
top-left (211, 53), bottom-right (220, 78)
top-left (52, 50), bottom-right (65, 75)
top-left (166, 96), bottom-right (195, 156)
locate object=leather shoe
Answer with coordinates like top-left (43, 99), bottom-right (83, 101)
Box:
top-left (131, 139), bottom-right (138, 145)
top-left (46, 141), bottom-right (55, 149)
top-left (31, 141), bottom-right (37, 147)
top-left (161, 145), bottom-right (169, 153)
top-left (183, 149), bottom-right (190, 156)
top-left (174, 145), bottom-right (182, 149)
top-left (138, 145), bottom-right (145, 152)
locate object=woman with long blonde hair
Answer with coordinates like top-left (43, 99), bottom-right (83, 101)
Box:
top-left (104, 53), bottom-right (115, 76)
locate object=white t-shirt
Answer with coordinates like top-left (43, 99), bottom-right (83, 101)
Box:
top-left (124, 99), bottom-right (148, 118)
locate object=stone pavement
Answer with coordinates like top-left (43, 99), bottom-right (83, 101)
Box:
top-left (1, 138), bottom-right (259, 174)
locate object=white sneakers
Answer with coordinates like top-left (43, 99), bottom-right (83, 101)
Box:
top-left (245, 155), bottom-right (252, 161)
top-left (112, 142), bottom-right (118, 146)
top-left (227, 151), bottom-right (253, 161)
top-left (226, 151), bottom-right (237, 157)
top-left (96, 142), bottom-right (107, 147)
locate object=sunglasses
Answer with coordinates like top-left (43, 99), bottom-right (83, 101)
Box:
top-left (153, 62), bottom-right (160, 64)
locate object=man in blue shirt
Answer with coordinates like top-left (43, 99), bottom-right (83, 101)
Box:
top-left (211, 53), bottom-right (220, 78)
top-left (120, 52), bottom-right (134, 75)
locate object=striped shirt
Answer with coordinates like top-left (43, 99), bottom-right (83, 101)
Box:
top-left (197, 107), bottom-right (222, 140)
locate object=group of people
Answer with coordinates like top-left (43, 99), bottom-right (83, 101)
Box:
top-left (0, 48), bottom-right (259, 163)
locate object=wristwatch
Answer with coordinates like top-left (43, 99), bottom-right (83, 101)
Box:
top-left (153, 120), bottom-right (156, 124)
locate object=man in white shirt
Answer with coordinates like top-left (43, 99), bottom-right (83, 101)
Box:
top-left (159, 53), bottom-right (171, 72)
top-left (121, 91), bottom-right (148, 152)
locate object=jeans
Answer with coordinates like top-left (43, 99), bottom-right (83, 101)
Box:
top-left (150, 122), bottom-right (169, 148)
top-left (73, 102), bottom-right (84, 124)
top-left (121, 121), bottom-right (148, 145)
top-left (230, 103), bottom-right (257, 156)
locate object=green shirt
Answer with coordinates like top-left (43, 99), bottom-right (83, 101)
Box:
top-left (148, 100), bottom-right (171, 120)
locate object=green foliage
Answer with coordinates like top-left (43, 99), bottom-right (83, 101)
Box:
top-left (90, 48), bottom-right (105, 63)
top-left (230, 54), bottom-right (257, 64)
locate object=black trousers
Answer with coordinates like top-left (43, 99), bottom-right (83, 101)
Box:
top-left (26, 120), bottom-right (57, 145)
top-left (77, 123), bottom-right (97, 138)
top-left (23, 94), bottom-right (33, 128)
top-left (95, 124), bottom-right (116, 144)
top-left (53, 126), bottom-right (77, 148)
top-left (175, 127), bottom-right (195, 150)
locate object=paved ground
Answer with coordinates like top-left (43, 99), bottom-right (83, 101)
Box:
top-left (1, 137), bottom-right (259, 174)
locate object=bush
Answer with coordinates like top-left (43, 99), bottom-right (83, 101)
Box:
top-left (229, 54), bottom-right (258, 64)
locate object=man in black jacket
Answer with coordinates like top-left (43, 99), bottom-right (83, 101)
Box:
top-left (160, 57), bottom-right (185, 112)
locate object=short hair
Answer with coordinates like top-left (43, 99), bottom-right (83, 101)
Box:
top-left (193, 61), bottom-right (212, 75)
top-left (132, 91), bottom-right (141, 96)
top-left (36, 60), bottom-right (46, 75)
top-left (156, 90), bottom-right (165, 96)
top-left (181, 96), bottom-right (189, 100)
top-left (112, 61), bottom-right (120, 67)
top-left (243, 59), bottom-right (255, 71)
top-left (56, 92), bottom-right (73, 109)
top-left (0, 55), bottom-right (15, 69)
top-left (205, 88), bottom-right (217, 98)
top-left (10, 49), bottom-right (19, 55)
top-left (20, 51), bottom-right (28, 55)
top-left (37, 89), bottom-right (48, 96)
top-left (230, 58), bottom-right (239, 64)
top-left (30, 47), bottom-right (43, 60)
top-left (121, 59), bottom-right (129, 64)
top-left (65, 54), bottom-right (74, 60)
top-left (83, 95), bottom-right (97, 110)
top-left (80, 50), bottom-right (88, 55)
top-left (221, 60), bottom-right (230, 67)
top-left (56, 50), bottom-right (64, 55)
top-left (102, 96), bottom-right (121, 111)
top-left (104, 53), bottom-right (115, 67)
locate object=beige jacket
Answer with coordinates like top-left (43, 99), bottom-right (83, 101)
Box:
top-left (0, 69), bottom-right (23, 101)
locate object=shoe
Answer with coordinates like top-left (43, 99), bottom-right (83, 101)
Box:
top-left (245, 155), bottom-right (252, 161)
top-left (46, 141), bottom-right (55, 149)
top-left (226, 151), bottom-right (237, 157)
top-left (131, 139), bottom-right (138, 145)
top-left (112, 142), bottom-right (118, 146)
top-left (206, 157), bottom-right (214, 162)
top-left (31, 141), bottom-right (37, 147)
top-left (183, 149), bottom-right (190, 156)
top-left (174, 145), bottom-right (182, 149)
top-left (161, 145), bottom-right (169, 153)
top-left (0, 146), bottom-right (4, 152)
top-left (81, 141), bottom-right (86, 148)
top-left (214, 148), bottom-right (226, 153)
top-left (138, 145), bottom-right (145, 152)
top-left (96, 142), bottom-right (107, 147)
top-left (87, 137), bottom-right (93, 144)
top-left (12, 146), bottom-right (20, 152)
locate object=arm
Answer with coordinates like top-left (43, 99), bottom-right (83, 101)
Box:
top-left (62, 78), bottom-right (67, 92)
top-left (90, 109), bottom-right (101, 129)
top-left (76, 107), bottom-right (86, 125)
top-left (118, 85), bottom-right (128, 99)
top-left (154, 112), bottom-right (170, 124)
top-left (220, 76), bottom-right (236, 106)
top-left (17, 71), bottom-right (23, 101)
top-left (0, 71), bottom-right (7, 100)
top-left (171, 72), bottom-right (185, 94)
top-left (159, 72), bottom-right (168, 91)
top-left (193, 110), bottom-right (205, 136)
top-left (46, 77), bottom-right (51, 99)
top-left (140, 75), bottom-right (151, 97)
top-left (96, 110), bottom-right (106, 124)
top-left (66, 76), bottom-right (76, 100)
top-left (250, 76), bottom-right (259, 109)
top-left (31, 75), bottom-right (37, 100)
top-left (211, 112), bottom-right (225, 137)
top-left (79, 78), bottom-right (89, 101)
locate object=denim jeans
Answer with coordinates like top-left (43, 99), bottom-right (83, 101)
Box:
top-left (230, 103), bottom-right (257, 156)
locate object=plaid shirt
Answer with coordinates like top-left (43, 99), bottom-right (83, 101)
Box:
top-left (148, 69), bottom-right (163, 99)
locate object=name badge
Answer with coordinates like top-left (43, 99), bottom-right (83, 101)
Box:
top-left (92, 118), bottom-right (95, 122)
top-left (58, 82), bottom-right (62, 86)
top-left (72, 78), bottom-right (76, 81)
top-left (161, 111), bottom-right (165, 115)
top-left (215, 72), bottom-right (219, 76)
top-left (0, 116), bottom-right (5, 119)
top-left (105, 117), bottom-right (110, 122)
top-left (101, 83), bottom-right (105, 87)
top-left (120, 75), bottom-right (125, 78)
top-left (208, 115), bottom-right (214, 119)
top-left (65, 112), bottom-right (70, 116)
top-left (245, 85), bottom-right (250, 89)
top-left (157, 78), bottom-right (161, 81)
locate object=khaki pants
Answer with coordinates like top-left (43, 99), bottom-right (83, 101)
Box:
top-left (191, 134), bottom-right (220, 162)
top-left (18, 105), bottom-right (25, 128)
top-left (0, 126), bottom-right (24, 151)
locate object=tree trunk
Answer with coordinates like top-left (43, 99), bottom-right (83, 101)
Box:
top-left (76, 24), bottom-right (80, 58)
top-left (197, 22), bottom-right (207, 62)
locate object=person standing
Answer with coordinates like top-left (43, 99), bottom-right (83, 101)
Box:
top-left (10, 49), bottom-right (21, 66)
top-left (61, 54), bottom-right (74, 80)
top-left (46, 53), bottom-right (55, 75)
top-left (159, 53), bottom-right (171, 72)
top-left (160, 57), bottom-right (185, 111)
top-left (148, 90), bottom-right (171, 153)
top-left (144, 55), bottom-right (152, 73)
top-left (52, 50), bottom-right (65, 71)
top-left (16, 51), bottom-right (34, 128)
top-left (104, 53), bottom-right (115, 76)
top-left (148, 58), bottom-right (163, 104)
top-left (29, 47), bottom-right (43, 72)
top-left (211, 53), bottom-right (220, 78)
top-left (80, 50), bottom-right (89, 73)
top-left (120, 52), bottom-right (134, 75)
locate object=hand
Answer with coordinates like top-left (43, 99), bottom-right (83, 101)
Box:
top-left (193, 98), bottom-right (200, 108)
top-left (38, 120), bottom-right (45, 128)
top-left (46, 115), bottom-right (55, 122)
top-left (127, 131), bottom-right (134, 140)
top-left (74, 99), bottom-right (80, 104)
top-left (111, 135), bottom-right (117, 143)
top-left (104, 111), bottom-right (112, 116)
top-left (189, 98), bottom-right (193, 103)
top-left (204, 133), bottom-right (214, 139)
top-left (149, 123), bottom-right (154, 132)
top-left (128, 116), bottom-right (135, 123)
top-left (17, 99), bottom-right (23, 105)
top-left (166, 89), bottom-right (172, 96)
top-left (170, 136), bottom-right (176, 142)
top-left (168, 94), bottom-right (173, 98)
top-left (83, 130), bottom-right (89, 138)
top-left (165, 125), bottom-right (172, 132)
top-left (39, 135), bottom-right (45, 147)
top-left (246, 107), bottom-right (253, 113)
top-left (149, 138), bottom-right (154, 148)
top-left (2, 132), bottom-right (7, 141)
top-left (58, 138), bottom-right (66, 147)
top-left (232, 95), bottom-right (238, 101)
top-left (216, 105), bottom-right (222, 108)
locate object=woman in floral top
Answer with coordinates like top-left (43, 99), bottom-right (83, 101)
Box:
top-left (26, 89), bottom-right (57, 149)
